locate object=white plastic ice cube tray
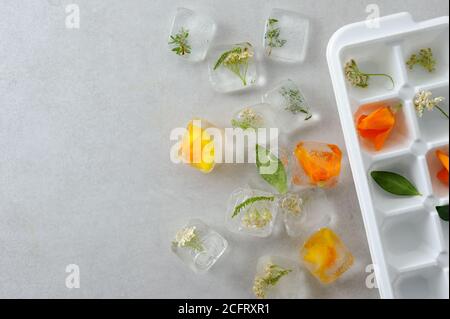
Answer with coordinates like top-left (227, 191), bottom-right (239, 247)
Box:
top-left (327, 12), bottom-right (449, 299)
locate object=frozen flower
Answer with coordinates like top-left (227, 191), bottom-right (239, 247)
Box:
top-left (223, 47), bottom-right (253, 66)
top-left (231, 108), bottom-right (264, 130)
top-left (214, 44), bottom-right (254, 86)
top-left (253, 277), bottom-right (267, 299)
top-left (173, 226), bottom-right (204, 252)
top-left (280, 194), bottom-right (303, 216)
top-left (414, 90), bottom-right (448, 119)
top-left (252, 263), bottom-right (292, 299)
top-left (242, 209), bottom-right (272, 229)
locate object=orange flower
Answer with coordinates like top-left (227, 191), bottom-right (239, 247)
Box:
top-left (436, 150), bottom-right (449, 186)
top-left (301, 228), bottom-right (354, 284)
top-left (294, 142), bottom-right (342, 188)
top-left (180, 119), bottom-right (216, 173)
top-left (356, 105), bottom-right (395, 151)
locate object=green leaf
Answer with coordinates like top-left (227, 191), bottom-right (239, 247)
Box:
top-left (213, 47), bottom-right (243, 70)
top-left (232, 196), bottom-right (275, 218)
top-left (213, 50), bottom-right (232, 70)
top-left (370, 171), bottom-right (421, 196)
top-left (256, 145), bottom-right (288, 194)
top-left (437, 205), bottom-right (449, 222)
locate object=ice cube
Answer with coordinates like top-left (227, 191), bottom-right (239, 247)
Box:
top-left (178, 118), bottom-right (222, 173)
top-left (226, 188), bottom-right (278, 238)
top-left (279, 189), bottom-right (334, 238)
top-left (253, 255), bottom-right (311, 299)
top-left (291, 141), bottom-right (343, 188)
top-left (262, 79), bottom-right (320, 134)
top-left (243, 141), bottom-right (293, 196)
top-left (231, 105), bottom-right (269, 130)
top-left (300, 228), bottom-right (354, 284)
top-left (169, 8), bottom-right (216, 62)
top-left (171, 219), bottom-right (228, 273)
top-left (263, 9), bottom-right (310, 62)
top-left (208, 42), bottom-right (257, 93)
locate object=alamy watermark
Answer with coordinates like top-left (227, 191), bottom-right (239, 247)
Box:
top-left (65, 4), bottom-right (80, 29)
top-left (365, 4), bottom-right (381, 29)
top-left (65, 264), bottom-right (80, 289)
top-left (169, 120), bottom-right (281, 174)
top-left (365, 264), bottom-right (379, 289)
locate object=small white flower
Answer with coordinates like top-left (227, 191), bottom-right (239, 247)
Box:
top-left (280, 194), bottom-right (303, 216)
top-left (252, 263), bottom-right (292, 299)
top-left (242, 209), bottom-right (272, 229)
top-left (175, 227), bottom-right (196, 246)
top-left (173, 226), bottom-right (204, 252)
top-left (414, 90), bottom-right (446, 118)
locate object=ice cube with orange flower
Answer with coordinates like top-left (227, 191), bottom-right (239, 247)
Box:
top-left (300, 228), bottom-right (354, 284)
top-left (292, 141), bottom-right (343, 188)
top-left (179, 119), bottom-right (220, 173)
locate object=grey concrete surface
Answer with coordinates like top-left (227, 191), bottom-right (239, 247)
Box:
top-left (0, 0), bottom-right (448, 298)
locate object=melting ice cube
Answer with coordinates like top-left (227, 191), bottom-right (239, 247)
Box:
top-left (169, 8), bottom-right (216, 62)
top-left (208, 42), bottom-right (258, 93)
top-left (279, 189), bottom-right (334, 238)
top-left (226, 188), bottom-right (278, 238)
top-left (253, 255), bottom-right (311, 299)
top-left (300, 228), bottom-right (354, 284)
top-left (291, 141), bottom-right (343, 188)
top-left (171, 219), bottom-right (228, 273)
top-left (262, 79), bottom-right (320, 134)
top-left (263, 8), bottom-right (310, 62)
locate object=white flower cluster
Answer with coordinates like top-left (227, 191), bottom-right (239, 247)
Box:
top-left (242, 209), bottom-right (272, 229)
top-left (175, 226), bottom-right (197, 247)
top-left (173, 226), bottom-right (204, 252)
top-left (414, 90), bottom-right (445, 118)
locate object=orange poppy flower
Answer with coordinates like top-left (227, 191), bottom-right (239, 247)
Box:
top-left (293, 142), bottom-right (342, 188)
top-left (180, 119), bottom-right (216, 173)
top-left (301, 228), bottom-right (354, 284)
top-left (357, 105), bottom-right (395, 151)
top-left (436, 150), bottom-right (449, 186)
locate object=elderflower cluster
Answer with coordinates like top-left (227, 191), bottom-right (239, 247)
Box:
top-left (232, 108), bottom-right (264, 130)
top-left (252, 263), bottom-right (292, 299)
top-left (173, 226), bottom-right (204, 252)
top-left (223, 48), bottom-right (253, 66)
top-left (280, 194), bottom-right (303, 216)
top-left (242, 209), bottom-right (272, 229)
top-left (344, 59), bottom-right (370, 88)
top-left (414, 90), bottom-right (445, 118)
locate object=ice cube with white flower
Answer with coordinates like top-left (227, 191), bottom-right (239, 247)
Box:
top-left (169, 8), bottom-right (216, 62)
top-left (279, 189), bottom-right (334, 238)
top-left (208, 42), bottom-right (257, 93)
top-left (226, 188), bottom-right (278, 238)
top-left (253, 255), bottom-right (311, 299)
top-left (171, 219), bottom-right (228, 273)
top-left (262, 79), bottom-right (320, 134)
top-left (263, 8), bottom-right (310, 62)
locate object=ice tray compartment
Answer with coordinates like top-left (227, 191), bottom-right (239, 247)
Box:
top-left (327, 13), bottom-right (449, 298)
top-left (426, 144), bottom-right (449, 201)
top-left (393, 266), bottom-right (449, 299)
top-left (381, 209), bottom-right (441, 271)
top-left (414, 84), bottom-right (449, 145)
top-left (401, 25), bottom-right (449, 87)
top-left (368, 153), bottom-right (429, 213)
top-left (340, 42), bottom-right (405, 101)
top-left (351, 96), bottom-right (415, 158)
